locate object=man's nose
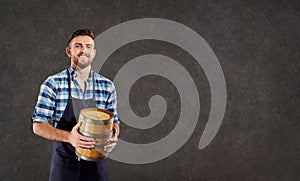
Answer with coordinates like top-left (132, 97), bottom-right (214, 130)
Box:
top-left (80, 46), bottom-right (88, 54)
top-left (81, 46), bottom-right (87, 51)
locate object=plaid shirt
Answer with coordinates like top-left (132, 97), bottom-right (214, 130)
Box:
top-left (32, 66), bottom-right (119, 127)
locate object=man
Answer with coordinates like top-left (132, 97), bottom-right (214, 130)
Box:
top-left (32, 29), bottom-right (119, 181)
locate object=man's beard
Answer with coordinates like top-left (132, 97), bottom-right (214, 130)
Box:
top-left (74, 54), bottom-right (91, 69)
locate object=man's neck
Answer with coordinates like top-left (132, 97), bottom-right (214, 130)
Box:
top-left (73, 65), bottom-right (91, 81)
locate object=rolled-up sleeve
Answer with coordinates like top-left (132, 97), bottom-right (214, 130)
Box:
top-left (32, 77), bottom-right (57, 123)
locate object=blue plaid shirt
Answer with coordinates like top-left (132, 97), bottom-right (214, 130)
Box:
top-left (32, 66), bottom-right (119, 127)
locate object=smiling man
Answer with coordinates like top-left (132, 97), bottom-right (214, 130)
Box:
top-left (31, 29), bottom-right (120, 181)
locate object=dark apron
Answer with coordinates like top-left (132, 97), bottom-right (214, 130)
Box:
top-left (49, 70), bottom-right (109, 181)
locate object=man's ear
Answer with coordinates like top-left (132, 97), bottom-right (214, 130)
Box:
top-left (66, 47), bottom-right (71, 57)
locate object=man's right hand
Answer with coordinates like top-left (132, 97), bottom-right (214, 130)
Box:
top-left (33, 121), bottom-right (95, 150)
top-left (69, 121), bottom-right (96, 150)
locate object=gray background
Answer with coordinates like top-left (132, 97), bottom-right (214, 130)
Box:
top-left (0, 0), bottom-right (299, 180)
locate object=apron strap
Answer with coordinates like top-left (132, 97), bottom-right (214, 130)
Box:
top-left (92, 72), bottom-right (95, 100)
top-left (67, 69), bottom-right (72, 99)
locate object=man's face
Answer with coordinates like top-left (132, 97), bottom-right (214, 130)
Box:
top-left (66, 35), bottom-right (96, 69)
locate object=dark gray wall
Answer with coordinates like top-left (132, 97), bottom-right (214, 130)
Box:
top-left (0, 0), bottom-right (299, 180)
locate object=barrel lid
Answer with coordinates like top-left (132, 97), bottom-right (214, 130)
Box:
top-left (80, 108), bottom-right (113, 121)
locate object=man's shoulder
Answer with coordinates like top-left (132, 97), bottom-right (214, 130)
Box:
top-left (43, 68), bottom-right (68, 85)
top-left (51, 68), bottom-right (68, 78)
top-left (92, 71), bottom-right (114, 86)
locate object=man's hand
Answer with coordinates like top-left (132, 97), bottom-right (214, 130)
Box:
top-left (69, 121), bottom-right (95, 150)
top-left (104, 136), bottom-right (118, 153)
top-left (104, 123), bottom-right (120, 153)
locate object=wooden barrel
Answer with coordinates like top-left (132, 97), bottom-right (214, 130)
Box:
top-left (75, 108), bottom-right (114, 161)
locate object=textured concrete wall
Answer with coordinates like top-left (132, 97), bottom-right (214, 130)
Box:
top-left (0, 0), bottom-right (299, 180)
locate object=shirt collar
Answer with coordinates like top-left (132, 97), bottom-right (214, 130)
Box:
top-left (68, 66), bottom-right (93, 80)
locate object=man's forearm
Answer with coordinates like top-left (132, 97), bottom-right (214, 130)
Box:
top-left (33, 122), bottom-right (71, 143)
top-left (113, 123), bottom-right (120, 137)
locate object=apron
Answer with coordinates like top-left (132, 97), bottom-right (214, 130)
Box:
top-left (49, 70), bottom-right (109, 181)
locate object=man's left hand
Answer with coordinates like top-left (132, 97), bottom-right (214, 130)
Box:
top-left (104, 136), bottom-right (118, 153)
top-left (104, 123), bottom-right (119, 153)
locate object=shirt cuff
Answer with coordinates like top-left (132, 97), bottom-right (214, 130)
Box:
top-left (32, 117), bottom-right (49, 123)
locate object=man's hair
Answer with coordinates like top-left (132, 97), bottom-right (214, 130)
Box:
top-left (68, 28), bottom-right (95, 46)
